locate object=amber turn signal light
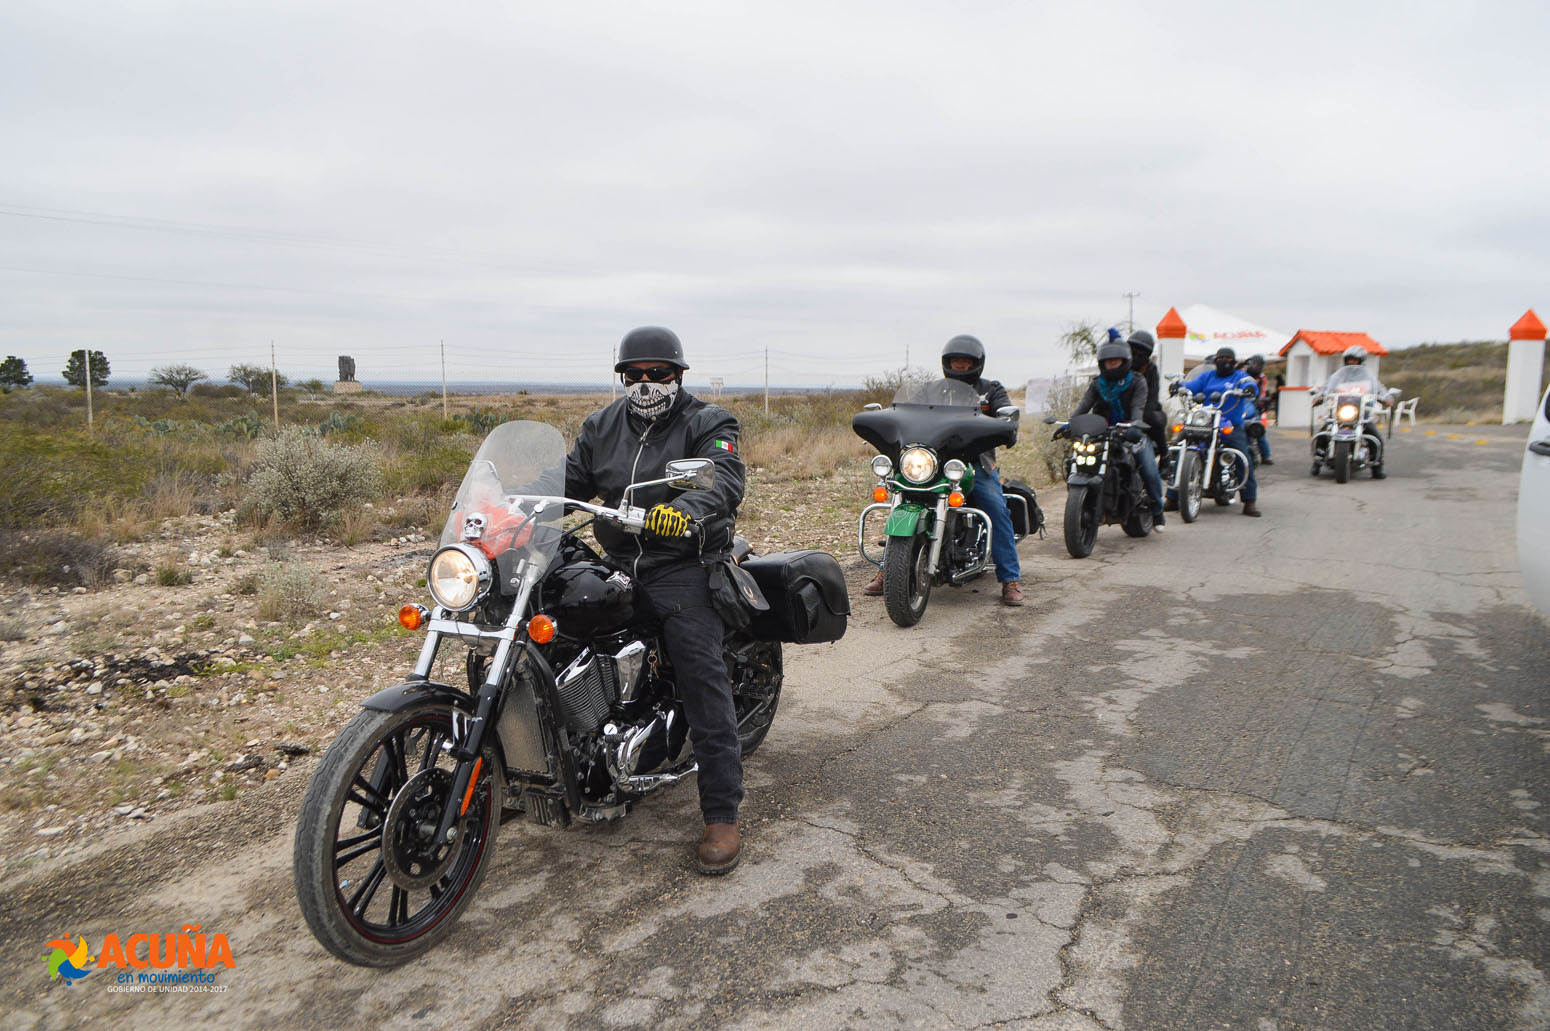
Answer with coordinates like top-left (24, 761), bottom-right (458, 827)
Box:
top-left (1222, 425), bottom-right (1233, 434)
top-left (872, 485), bottom-right (889, 502)
top-left (398, 604), bottom-right (427, 630)
top-left (948, 491), bottom-right (965, 508)
top-left (1171, 424), bottom-right (1183, 435)
top-left (527, 614), bottom-right (557, 644)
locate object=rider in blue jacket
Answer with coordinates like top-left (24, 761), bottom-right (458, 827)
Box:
top-left (1179, 346), bottom-right (1263, 517)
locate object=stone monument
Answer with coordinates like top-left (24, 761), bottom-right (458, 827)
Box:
top-left (333, 355), bottom-right (362, 394)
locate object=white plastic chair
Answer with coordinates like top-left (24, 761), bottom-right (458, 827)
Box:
top-left (1393, 397), bottom-right (1419, 429)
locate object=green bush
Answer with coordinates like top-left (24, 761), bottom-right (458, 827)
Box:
top-left (0, 529), bottom-right (120, 587)
top-left (255, 560), bottom-right (327, 622)
top-left (238, 425), bottom-right (383, 528)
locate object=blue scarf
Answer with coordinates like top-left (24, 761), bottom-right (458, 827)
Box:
top-left (1096, 372), bottom-right (1133, 424)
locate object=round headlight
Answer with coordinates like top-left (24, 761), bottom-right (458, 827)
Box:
top-left (943, 459), bottom-right (967, 484)
top-left (870, 455), bottom-right (893, 478)
top-left (1336, 403), bottom-right (1360, 422)
top-left (899, 447), bottom-right (937, 484)
top-left (427, 544), bottom-right (492, 612)
top-left (1188, 409), bottom-right (1213, 426)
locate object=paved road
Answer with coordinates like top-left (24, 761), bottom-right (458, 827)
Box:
top-left (5, 425), bottom-right (1546, 1030)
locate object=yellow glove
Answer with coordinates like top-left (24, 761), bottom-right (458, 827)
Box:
top-left (643, 503), bottom-right (691, 541)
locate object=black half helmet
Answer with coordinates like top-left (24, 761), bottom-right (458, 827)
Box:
top-left (615, 326), bottom-right (689, 372)
top-left (1096, 338), bottom-right (1132, 381)
top-left (1126, 330), bottom-right (1156, 357)
top-left (941, 334), bottom-right (986, 382)
top-left (1246, 353), bottom-right (1266, 372)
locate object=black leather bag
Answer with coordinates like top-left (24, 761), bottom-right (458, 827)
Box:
top-left (1001, 479), bottom-right (1044, 538)
top-left (707, 557), bottom-right (769, 630)
top-left (741, 550), bottom-right (850, 644)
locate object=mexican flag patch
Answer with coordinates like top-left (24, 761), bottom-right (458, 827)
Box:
top-left (713, 439), bottom-right (736, 454)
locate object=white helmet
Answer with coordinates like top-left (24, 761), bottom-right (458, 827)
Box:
top-left (1342, 344), bottom-right (1367, 364)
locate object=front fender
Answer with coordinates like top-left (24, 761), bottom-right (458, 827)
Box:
top-left (362, 679), bottom-right (475, 714)
top-left (1066, 473), bottom-right (1104, 488)
top-left (884, 502), bottom-right (931, 537)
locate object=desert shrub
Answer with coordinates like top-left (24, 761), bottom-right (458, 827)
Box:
top-left (238, 426), bottom-right (383, 529)
top-left (379, 433), bottom-right (478, 495)
top-left (0, 529), bottom-right (120, 587)
top-left (155, 563), bottom-right (194, 587)
top-left (0, 426), bottom-right (147, 528)
top-left (1025, 375), bottom-right (1088, 483)
top-left (255, 560), bottom-right (327, 622)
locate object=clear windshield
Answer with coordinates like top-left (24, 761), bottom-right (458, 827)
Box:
top-left (440, 422), bottom-right (569, 566)
top-left (894, 377), bottom-right (980, 407)
top-left (1324, 365), bottom-right (1376, 393)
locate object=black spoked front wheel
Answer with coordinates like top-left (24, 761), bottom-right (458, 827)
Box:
top-left (294, 704), bottom-right (501, 967)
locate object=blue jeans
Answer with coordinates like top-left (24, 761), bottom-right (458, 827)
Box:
top-left (1255, 428), bottom-right (1272, 460)
top-left (969, 465), bottom-right (1020, 583)
top-left (1134, 439), bottom-right (1166, 515)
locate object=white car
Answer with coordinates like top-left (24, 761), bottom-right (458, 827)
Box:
top-left (1518, 383), bottom-right (1550, 617)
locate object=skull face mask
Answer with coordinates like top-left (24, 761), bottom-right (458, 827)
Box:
top-left (626, 377), bottom-right (679, 419)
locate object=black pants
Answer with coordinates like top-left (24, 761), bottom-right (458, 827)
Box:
top-left (639, 562), bottom-right (742, 824)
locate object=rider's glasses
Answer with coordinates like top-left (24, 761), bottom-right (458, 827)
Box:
top-left (622, 366), bottom-right (676, 383)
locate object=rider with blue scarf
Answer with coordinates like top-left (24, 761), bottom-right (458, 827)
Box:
top-left (1176, 346), bottom-right (1263, 517)
top-left (1070, 335), bottom-right (1167, 530)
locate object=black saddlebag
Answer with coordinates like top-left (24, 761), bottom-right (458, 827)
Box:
top-left (741, 549), bottom-right (849, 644)
top-left (1002, 479), bottom-right (1044, 538)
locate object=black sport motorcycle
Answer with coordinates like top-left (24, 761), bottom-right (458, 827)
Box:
top-left (1052, 413), bottom-right (1154, 557)
top-left (293, 420), bottom-right (846, 966)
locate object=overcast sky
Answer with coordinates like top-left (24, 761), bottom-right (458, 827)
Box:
top-left (3, 1), bottom-right (1546, 389)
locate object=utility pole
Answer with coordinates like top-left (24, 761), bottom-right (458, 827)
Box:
top-left (1123, 292), bottom-right (1140, 335)
top-left (440, 339), bottom-right (448, 420)
top-left (84, 349), bottom-right (93, 430)
top-left (764, 348), bottom-right (769, 414)
top-left (270, 340), bottom-right (280, 431)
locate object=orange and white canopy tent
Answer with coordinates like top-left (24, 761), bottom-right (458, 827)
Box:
top-left (1172, 304), bottom-right (1291, 362)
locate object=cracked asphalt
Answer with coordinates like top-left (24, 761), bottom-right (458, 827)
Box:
top-left (4, 425), bottom-right (1546, 1030)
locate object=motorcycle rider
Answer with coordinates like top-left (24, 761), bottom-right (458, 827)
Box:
top-left (1127, 330), bottom-right (1168, 457)
top-left (1070, 336), bottom-right (1168, 530)
top-left (1177, 346), bottom-right (1263, 516)
top-left (1318, 344), bottom-right (1392, 478)
top-left (1242, 354), bottom-right (1274, 466)
top-left (862, 335), bottom-right (1025, 605)
top-left (564, 327), bottom-right (749, 875)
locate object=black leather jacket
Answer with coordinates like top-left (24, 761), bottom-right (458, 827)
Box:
top-left (564, 390), bottom-right (745, 579)
top-left (958, 375), bottom-right (1012, 470)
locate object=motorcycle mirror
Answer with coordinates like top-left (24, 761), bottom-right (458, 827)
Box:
top-left (862, 402), bottom-right (883, 411)
top-left (1042, 415), bottom-right (1057, 424)
top-left (1209, 391), bottom-right (1222, 402)
top-left (665, 458), bottom-right (716, 491)
top-left (1192, 393), bottom-right (1206, 404)
top-left (996, 406), bottom-right (1021, 423)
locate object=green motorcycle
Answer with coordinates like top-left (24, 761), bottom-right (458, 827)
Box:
top-left (853, 378), bottom-right (1025, 627)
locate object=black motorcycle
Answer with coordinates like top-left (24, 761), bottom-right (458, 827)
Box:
top-left (852, 378), bottom-right (1032, 626)
top-left (293, 420), bottom-right (848, 966)
top-left (1052, 414), bottom-right (1154, 557)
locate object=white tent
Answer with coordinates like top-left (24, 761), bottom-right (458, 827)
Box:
top-left (1174, 304), bottom-right (1291, 363)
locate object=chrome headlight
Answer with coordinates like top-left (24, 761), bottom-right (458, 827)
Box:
top-left (427, 544), bottom-right (493, 612)
top-left (1336, 402), bottom-right (1360, 423)
top-left (943, 459), bottom-right (967, 484)
top-left (899, 447), bottom-right (937, 484)
top-left (1187, 409), bottom-right (1213, 426)
top-left (870, 455), bottom-right (893, 478)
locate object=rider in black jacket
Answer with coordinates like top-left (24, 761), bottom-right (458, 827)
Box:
top-left (1127, 331), bottom-right (1167, 456)
top-left (1071, 337), bottom-right (1167, 529)
top-left (563, 327), bottom-right (747, 875)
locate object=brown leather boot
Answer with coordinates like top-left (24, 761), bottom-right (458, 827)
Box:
top-left (1242, 500), bottom-right (1262, 517)
top-left (1000, 581), bottom-right (1026, 606)
top-left (861, 569), bottom-right (885, 596)
top-left (698, 822), bottom-right (741, 875)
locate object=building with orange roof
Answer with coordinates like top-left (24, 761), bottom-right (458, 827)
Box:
top-left (1276, 330), bottom-right (1387, 430)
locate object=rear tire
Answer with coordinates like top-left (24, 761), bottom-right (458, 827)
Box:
top-left (1122, 500), bottom-right (1152, 537)
top-left (727, 638), bottom-right (782, 755)
top-left (1179, 452), bottom-right (1203, 523)
top-left (882, 533), bottom-right (932, 627)
top-left (1334, 440), bottom-right (1352, 483)
top-left (1063, 485), bottom-right (1099, 558)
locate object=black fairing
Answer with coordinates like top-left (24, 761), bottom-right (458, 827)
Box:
top-left (1067, 413), bottom-right (1110, 439)
top-left (853, 403), bottom-right (1016, 462)
top-left (541, 553), bottom-right (635, 640)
